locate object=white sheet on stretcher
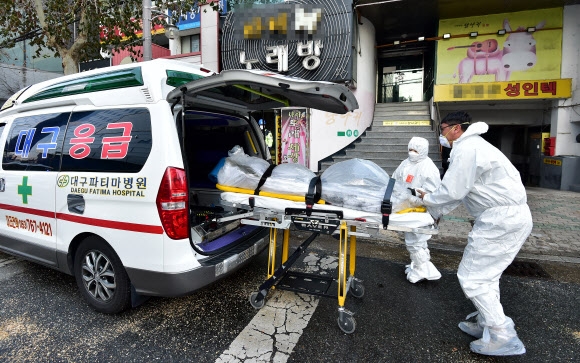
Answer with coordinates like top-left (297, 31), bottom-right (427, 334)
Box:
top-left (220, 192), bottom-right (434, 229)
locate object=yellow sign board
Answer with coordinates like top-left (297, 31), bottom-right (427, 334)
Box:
top-left (543, 158), bottom-right (562, 166)
top-left (436, 8), bottom-right (563, 85)
top-left (382, 120), bottom-right (431, 126)
top-left (434, 79), bottom-right (571, 102)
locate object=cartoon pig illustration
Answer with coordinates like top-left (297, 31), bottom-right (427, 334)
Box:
top-left (451, 39), bottom-right (506, 83)
top-left (450, 18), bottom-right (546, 83)
top-left (501, 19), bottom-right (546, 80)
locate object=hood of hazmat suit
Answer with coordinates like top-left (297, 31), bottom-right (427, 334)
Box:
top-left (407, 136), bottom-right (429, 163)
top-left (392, 137), bottom-right (441, 206)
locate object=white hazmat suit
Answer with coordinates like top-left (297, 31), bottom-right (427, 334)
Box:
top-left (392, 137), bottom-right (442, 283)
top-left (423, 121), bottom-right (532, 356)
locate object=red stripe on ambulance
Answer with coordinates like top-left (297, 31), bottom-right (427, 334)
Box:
top-left (0, 203), bottom-right (54, 218)
top-left (56, 213), bottom-right (164, 234)
top-left (1, 204), bottom-right (163, 234)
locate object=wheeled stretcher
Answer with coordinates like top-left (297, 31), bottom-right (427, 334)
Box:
top-left (215, 178), bottom-right (438, 334)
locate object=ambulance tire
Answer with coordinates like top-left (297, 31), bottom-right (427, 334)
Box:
top-left (74, 236), bottom-right (132, 314)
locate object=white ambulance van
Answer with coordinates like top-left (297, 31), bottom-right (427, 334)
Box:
top-left (0, 59), bottom-right (357, 313)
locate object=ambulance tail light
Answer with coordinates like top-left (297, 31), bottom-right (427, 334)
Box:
top-left (156, 167), bottom-right (189, 240)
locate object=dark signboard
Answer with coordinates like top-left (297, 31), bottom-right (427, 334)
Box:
top-left (221, 0), bottom-right (354, 84)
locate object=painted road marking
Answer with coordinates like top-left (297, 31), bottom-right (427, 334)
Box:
top-left (216, 252), bottom-right (338, 363)
top-left (216, 290), bottom-right (318, 362)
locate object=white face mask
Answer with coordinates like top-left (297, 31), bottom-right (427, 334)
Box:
top-left (408, 151), bottom-right (421, 162)
top-left (439, 134), bottom-right (451, 148)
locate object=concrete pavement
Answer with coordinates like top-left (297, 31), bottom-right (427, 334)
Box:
top-left (372, 186), bottom-right (580, 264)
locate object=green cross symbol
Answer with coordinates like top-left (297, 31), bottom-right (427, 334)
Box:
top-left (18, 176), bottom-right (32, 204)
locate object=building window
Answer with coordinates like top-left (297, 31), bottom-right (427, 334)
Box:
top-left (191, 34), bottom-right (200, 53)
top-left (181, 34), bottom-right (200, 54)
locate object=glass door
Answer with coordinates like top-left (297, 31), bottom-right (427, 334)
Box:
top-left (378, 54), bottom-right (424, 103)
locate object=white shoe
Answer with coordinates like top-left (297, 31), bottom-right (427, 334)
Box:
top-left (459, 321), bottom-right (483, 338)
top-left (458, 312), bottom-right (484, 338)
top-left (405, 261), bottom-right (442, 283)
top-left (459, 312), bottom-right (515, 340)
top-left (469, 320), bottom-right (525, 356)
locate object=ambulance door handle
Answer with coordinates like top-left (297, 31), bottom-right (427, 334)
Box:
top-left (67, 194), bottom-right (85, 214)
top-left (0, 178), bottom-right (4, 192)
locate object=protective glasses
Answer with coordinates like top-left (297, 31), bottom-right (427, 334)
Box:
top-left (440, 122), bottom-right (469, 133)
top-left (439, 124), bottom-right (454, 133)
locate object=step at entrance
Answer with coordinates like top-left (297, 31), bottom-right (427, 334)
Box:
top-left (319, 102), bottom-right (442, 176)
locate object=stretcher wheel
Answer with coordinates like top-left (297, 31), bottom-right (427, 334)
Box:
top-left (249, 292), bottom-right (265, 309)
top-left (349, 280), bottom-right (365, 298)
top-left (337, 316), bottom-right (356, 334)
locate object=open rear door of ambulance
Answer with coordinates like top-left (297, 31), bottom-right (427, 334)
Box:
top-left (166, 69), bottom-right (359, 115)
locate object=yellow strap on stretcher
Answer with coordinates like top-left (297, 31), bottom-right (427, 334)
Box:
top-left (216, 184), bottom-right (326, 204)
top-left (396, 206), bottom-right (427, 214)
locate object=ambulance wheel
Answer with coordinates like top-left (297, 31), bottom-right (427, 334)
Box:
top-left (249, 292), bottom-right (265, 309)
top-left (349, 280), bottom-right (365, 298)
top-left (337, 315), bottom-right (356, 334)
top-left (74, 236), bottom-right (131, 314)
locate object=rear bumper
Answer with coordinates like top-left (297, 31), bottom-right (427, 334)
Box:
top-left (126, 229), bottom-right (268, 296)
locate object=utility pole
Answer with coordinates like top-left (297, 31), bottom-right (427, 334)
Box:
top-left (22, 13), bottom-right (27, 86)
top-left (143, 0), bottom-right (152, 61)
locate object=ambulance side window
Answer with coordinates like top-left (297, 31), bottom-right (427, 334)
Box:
top-left (2, 113), bottom-right (69, 171)
top-left (60, 108), bottom-right (152, 173)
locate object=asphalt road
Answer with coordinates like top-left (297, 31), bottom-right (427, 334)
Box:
top-left (1, 234), bottom-right (579, 362)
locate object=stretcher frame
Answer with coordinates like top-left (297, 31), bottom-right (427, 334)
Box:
top-left (218, 197), bottom-right (438, 334)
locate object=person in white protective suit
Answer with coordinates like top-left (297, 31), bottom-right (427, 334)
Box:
top-left (392, 137), bottom-right (442, 283)
top-left (417, 111), bottom-right (532, 356)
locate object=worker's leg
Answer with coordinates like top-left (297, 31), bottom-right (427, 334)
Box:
top-left (404, 232), bottom-right (441, 283)
top-left (457, 205), bottom-right (532, 356)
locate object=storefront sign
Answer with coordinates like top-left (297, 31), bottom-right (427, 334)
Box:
top-left (170, 0), bottom-right (227, 30)
top-left (234, 3), bottom-right (324, 41)
top-left (434, 78), bottom-right (571, 101)
top-left (436, 8), bottom-right (563, 85)
top-left (221, 0), bottom-right (354, 83)
top-left (171, 10), bottom-right (201, 31)
top-left (240, 41), bottom-right (324, 72)
top-left (280, 108), bottom-right (309, 166)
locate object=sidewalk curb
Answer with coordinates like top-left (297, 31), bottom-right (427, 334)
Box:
top-left (428, 243), bottom-right (580, 264)
top-left (360, 237), bottom-right (580, 265)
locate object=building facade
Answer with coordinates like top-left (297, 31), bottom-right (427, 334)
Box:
top-left (5, 1), bottom-right (579, 189)
top-left (209, 0), bottom-right (579, 190)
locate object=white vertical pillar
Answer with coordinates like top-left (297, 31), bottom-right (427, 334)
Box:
top-left (169, 36), bottom-right (181, 56)
top-left (555, 4), bottom-right (580, 156)
top-left (200, 3), bottom-right (220, 72)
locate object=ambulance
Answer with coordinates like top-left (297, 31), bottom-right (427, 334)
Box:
top-left (0, 59), bottom-right (357, 313)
